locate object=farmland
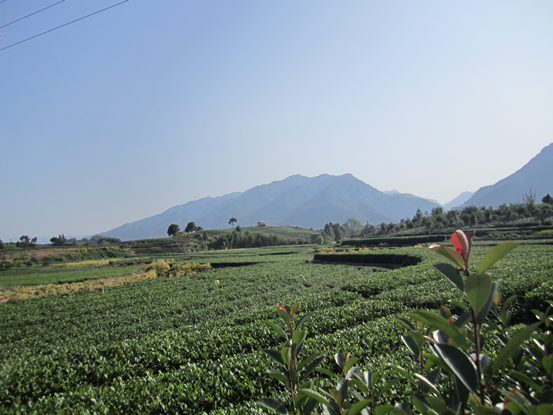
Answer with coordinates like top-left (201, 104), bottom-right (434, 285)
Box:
top-left (1, 229), bottom-right (553, 413)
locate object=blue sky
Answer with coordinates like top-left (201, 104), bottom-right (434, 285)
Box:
top-left (1, 0), bottom-right (553, 240)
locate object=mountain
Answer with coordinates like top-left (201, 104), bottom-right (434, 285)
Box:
top-left (99, 174), bottom-right (440, 241)
top-left (384, 189), bottom-right (441, 206)
top-left (444, 191), bottom-right (474, 210)
top-left (461, 143), bottom-right (553, 208)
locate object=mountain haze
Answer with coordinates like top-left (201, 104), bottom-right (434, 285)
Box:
top-left (100, 174), bottom-right (440, 241)
top-left (462, 143), bottom-right (553, 208)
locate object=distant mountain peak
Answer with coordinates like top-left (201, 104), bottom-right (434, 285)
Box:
top-left (99, 173), bottom-right (440, 241)
top-left (462, 143), bottom-right (553, 208)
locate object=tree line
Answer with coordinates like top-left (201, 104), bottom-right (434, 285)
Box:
top-left (320, 192), bottom-right (553, 242)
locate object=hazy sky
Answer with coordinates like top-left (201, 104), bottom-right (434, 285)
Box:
top-left (1, 0), bottom-right (553, 240)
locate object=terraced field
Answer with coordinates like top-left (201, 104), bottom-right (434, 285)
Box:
top-left (1, 241), bottom-right (552, 413)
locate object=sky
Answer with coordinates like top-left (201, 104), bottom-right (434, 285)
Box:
top-left (1, 0), bottom-right (553, 241)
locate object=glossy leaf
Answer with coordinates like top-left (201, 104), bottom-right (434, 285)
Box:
top-left (429, 245), bottom-right (465, 269)
top-left (266, 369), bottom-right (289, 386)
top-left (344, 357), bottom-right (360, 375)
top-left (296, 312), bottom-right (312, 329)
top-left (492, 322), bottom-right (541, 375)
top-left (301, 356), bottom-right (325, 382)
top-left (477, 282), bottom-right (498, 325)
top-left (464, 274), bottom-right (492, 314)
top-left (290, 302), bottom-right (301, 317)
top-left (298, 352), bottom-right (321, 371)
top-left (298, 389), bottom-right (332, 408)
top-left (257, 398), bottom-right (288, 414)
top-left (478, 241), bottom-right (520, 275)
top-left (263, 349), bottom-right (284, 365)
top-left (264, 321), bottom-right (288, 340)
top-left (292, 330), bottom-right (307, 346)
top-left (276, 308), bottom-right (290, 326)
top-left (433, 263), bottom-right (464, 291)
top-left (402, 335), bottom-right (420, 357)
top-left (434, 343), bottom-right (478, 395)
top-left (374, 404), bottom-right (395, 415)
top-left (409, 311), bottom-right (468, 349)
top-left (280, 346), bottom-right (291, 366)
top-left (347, 399), bottom-right (373, 415)
top-left (472, 406), bottom-right (498, 415)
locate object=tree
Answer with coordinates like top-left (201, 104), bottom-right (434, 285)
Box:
top-left (228, 217), bottom-right (237, 227)
top-left (196, 226), bottom-right (204, 232)
top-left (184, 222), bottom-right (197, 233)
top-left (50, 234), bottom-right (66, 246)
top-left (235, 225), bottom-right (241, 232)
top-left (16, 235), bottom-right (37, 248)
top-left (542, 194), bottom-right (553, 205)
top-left (342, 218), bottom-right (363, 238)
top-left (167, 223), bottom-right (180, 237)
top-left (0, 238), bottom-right (3, 249)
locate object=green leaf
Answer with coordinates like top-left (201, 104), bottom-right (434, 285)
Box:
top-left (374, 405), bottom-right (395, 415)
top-left (298, 352), bottom-right (321, 371)
top-left (433, 263), bottom-right (464, 291)
top-left (329, 388), bottom-right (342, 406)
top-left (465, 274), bottom-right (492, 314)
top-left (276, 309), bottom-right (290, 326)
top-left (402, 335), bottom-right (420, 358)
top-left (296, 312), bottom-right (312, 329)
top-left (344, 357), bottom-right (360, 375)
top-left (429, 245), bottom-right (465, 269)
top-left (492, 322), bottom-right (541, 375)
top-left (266, 369), bottom-right (289, 386)
top-left (335, 353), bottom-right (347, 369)
top-left (509, 370), bottom-right (543, 393)
top-left (396, 317), bottom-right (416, 331)
top-left (264, 321), bottom-right (288, 340)
top-left (298, 389), bottom-right (332, 408)
top-left (315, 367), bottom-right (335, 377)
top-left (263, 349), bottom-right (284, 365)
top-left (478, 241), bottom-right (521, 275)
top-left (477, 282), bottom-right (498, 325)
top-left (281, 346), bottom-right (291, 366)
top-left (346, 399), bottom-right (373, 415)
top-left (472, 406), bottom-right (499, 415)
top-left (538, 404), bottom-right (553, 415)
top-left (414, 373), bottom-right (441, 395)
top-left (290, 302), bottom-right (301, 317)
top-left (257, 398), bottom-right (288, 414)
top-left (292, 330), bottom-right (307, 346)
top-left (434, 343), bottom-right (478, 395)
top-left (409, 311), bottom-right (468, 349)
top-left (301, 356), bottom-right (325, 382)
top-left (542, 356), bottom-right (553, 374)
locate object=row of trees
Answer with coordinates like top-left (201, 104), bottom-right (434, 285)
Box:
top-left (167, 222), bottom-right (204, 237)
top-left (373, 191), bottom-right (553, 236)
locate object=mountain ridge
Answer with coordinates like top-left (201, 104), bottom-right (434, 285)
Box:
top-left (99, 174), bottom-right (439, 241)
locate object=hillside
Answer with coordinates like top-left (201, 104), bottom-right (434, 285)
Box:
top-left (100, 174), bottom-right (439, 241)
top-left (462, 143), bottom-right (553, 208)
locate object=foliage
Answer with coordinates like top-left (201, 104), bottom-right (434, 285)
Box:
top-left (167, 223), bottom-right (180, 237)
top-left (50, 234), bottom-right (66, 246)
top-left (185, 222), bottom-right (197, 233)
top-left (1, 238), bottom-right (553, 413)
top-left (15, 235), bottom-right (37, 248)
top-left (229, 217), bottom-right (238, 227)
top-left (260, 231), bottom-right (553, 414)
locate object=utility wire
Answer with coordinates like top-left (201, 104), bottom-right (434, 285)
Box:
top-left (0, 0), bottom-right (129, 52)
top-left (1, 0), bottom-right (66, 29)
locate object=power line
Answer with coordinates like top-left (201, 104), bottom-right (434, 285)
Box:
top-left (1, 0), bottom-right (66, 30)
top-left (0, 0), bottom-right (129, 52)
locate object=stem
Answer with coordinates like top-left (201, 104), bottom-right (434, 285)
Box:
top-left (471, 308), bottom-right (485, 404)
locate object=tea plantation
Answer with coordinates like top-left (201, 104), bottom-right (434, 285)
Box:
top-left (1, 241), bottom-right (552, 413)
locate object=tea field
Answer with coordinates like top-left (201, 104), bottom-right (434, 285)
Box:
top-left (1, 241), bottom-right (553, 413)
